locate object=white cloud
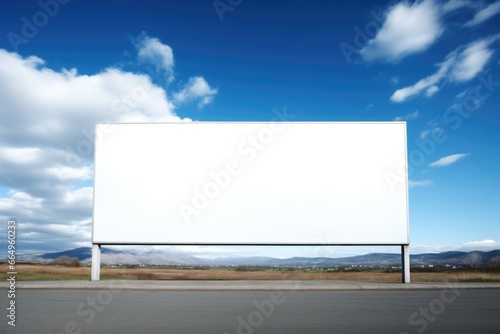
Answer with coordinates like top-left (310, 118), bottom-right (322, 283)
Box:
top-left (0, 50), bottom-right (180, 145)
top-left (420, 129), bottom-right (431, 140)
top-left (441, 0), bottom-right (473, 13)
top-left (448, 85), bottom-right (490, 112)
top-left (173, 76), bottom-right (218, 109)
top-left (425, 85), bottom-right (440, 97)
top-left (133, 33), bottom-right (218, 109)
top-left (63, 187), bottom-right (94, 207)
top-left (135, 33), bottom-right (175, 81)
top-left (361, 0), bottom-right (443, 62)
top-left (0, 191), bottom-right (43, 212)
top-left (390, 55), bottom-right (454, 102)
top-left (17, 220), bottom-right (92, 251)
top-left (429, 153), bottom-right (469, 167)
top-left (465, 1), bottom-right (500, 26)
top-left (0, 147), bottom-right (41, 164)
top-left (450, 38), bottom-right (495, 81)
top-left (409, 179), bottom-right (432, 188)
top-left (46, 164), bottom-right (93, 181)
top-left (419, 127), bottom-right (443, 140)
top-left (0, 44), bottom-right (214, 253)
top-left (394, 110), bottom-right (419, 121)
top-left (390, 34), bottom-right (500, 102)
top-left (462, 239), bottom-right (496, 246)
top-left (354, 0), bottom-right (497, 65)
top-left (411, 239), bottom-right (500, 253)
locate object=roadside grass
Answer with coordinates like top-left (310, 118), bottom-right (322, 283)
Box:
top-left (417, 272), bottom-right (500, 282)
top-left (1, 263), bottom-right (499, 282)
top-left (1, 263), bottom-right (90, 281)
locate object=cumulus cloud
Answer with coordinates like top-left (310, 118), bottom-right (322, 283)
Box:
top-left (135, 33), bottom-right (175, 81)
top-left (390, 35), bottom-right (500, 102)
top-left (0, 50), bottom-right (180, 147)
top-left (429, 153), bottom-right (470, 167)
top-left (360, 0), bottom-right (443, 62)
top-left (133, 34), bottom-right (217, 109)
top-left (173, 76), bottom-right (218, 109)
top-left (0, 41), bottom-right (216, 252)
top-left (465, 1), bottom-right (500, 26)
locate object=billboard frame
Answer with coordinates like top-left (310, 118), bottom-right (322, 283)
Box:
top-left (90, 122), bottom-right (410, 283)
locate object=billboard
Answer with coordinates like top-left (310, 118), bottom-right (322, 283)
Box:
top-left (92, 122), bottom-right (409, 245)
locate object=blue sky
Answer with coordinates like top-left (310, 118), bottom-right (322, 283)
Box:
top-left (0, 0), bottom-right (499, 258)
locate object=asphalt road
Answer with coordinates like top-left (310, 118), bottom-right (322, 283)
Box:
top-left (2, 289), bottom-right (499, 333)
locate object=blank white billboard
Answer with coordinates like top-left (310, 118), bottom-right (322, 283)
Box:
top-left (92, 122), bottom-right (409, 245)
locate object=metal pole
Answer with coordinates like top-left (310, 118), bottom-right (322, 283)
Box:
top-left (91, 244), bottom-right (101, 281)
top-left (401, 244), bottom-right (410, 283)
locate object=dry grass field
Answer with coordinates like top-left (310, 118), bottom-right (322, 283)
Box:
top-left (1, 263), bottom-right (500, 282)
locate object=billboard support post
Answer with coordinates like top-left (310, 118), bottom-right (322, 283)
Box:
top-left (91, 244), bottom-right (101, 281)
top-left (401, 244), bottom-right (410, 283)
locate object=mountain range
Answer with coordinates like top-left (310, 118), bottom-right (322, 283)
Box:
top-left (13, 248), bottom-right (500, 267)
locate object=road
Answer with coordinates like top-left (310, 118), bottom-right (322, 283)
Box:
top-left (2, 288), bottom-right (499, 333)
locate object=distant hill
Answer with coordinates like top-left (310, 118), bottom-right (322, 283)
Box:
top-left (210, 250), bottom-right (500, 267)
top-left (16, 247), bottom-right (210, 266)
top-left (410, 250), bottom-right (500, 266)
top-left (12, 248), bottom-right (500, 267)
